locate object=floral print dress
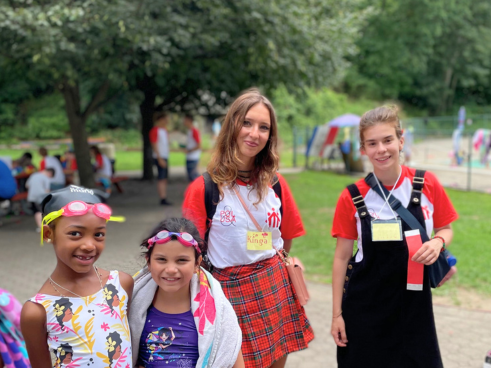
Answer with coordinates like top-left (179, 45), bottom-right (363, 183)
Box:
top-left (29, 271), bottom-right (132, 368)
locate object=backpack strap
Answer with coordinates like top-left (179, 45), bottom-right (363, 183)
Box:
top-left (346, 184), bottom-right (369, 219)
top-left (410, 169), bottom-right (426, 205)
top-left (203, 172), bottom-right (219, 242)
top-left (272, 174), bottom-right (283, 218)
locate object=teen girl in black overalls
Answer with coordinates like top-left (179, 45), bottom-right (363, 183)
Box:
top-left (331, 106), bottom-right (458, 368)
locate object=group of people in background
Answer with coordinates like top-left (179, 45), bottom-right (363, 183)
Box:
top-left (0, 145), bottom-right (112, 231)
top-left (2, 89), bottom-right (458, 368)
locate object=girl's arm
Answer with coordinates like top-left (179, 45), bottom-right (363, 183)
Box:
top-left (412, 224), bottom-right (453, 265)
top-left (119, 271), bottom-right (134, 314)
top-left (232, 349), bottom-right (245, 368)
top-left (21, 301), bottom-right (52, 368)
top-left (331, 237), bottom-right (354, 347)
top-left (283, 239), bottom-right (292, 254)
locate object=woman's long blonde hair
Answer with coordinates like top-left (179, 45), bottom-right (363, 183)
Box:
top-left (207, 88), bottom-right (279, 205)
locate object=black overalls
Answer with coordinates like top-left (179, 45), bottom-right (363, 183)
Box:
top-left (338, 171), bottom-right (443, 368)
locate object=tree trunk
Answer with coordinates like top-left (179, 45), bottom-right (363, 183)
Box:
top-left (60, 82), bottom-right (96, 188)
top-left (17, 101), bottom-right (28, 126)
top-left (68, 115), bottom-right (95, 188)
top-left (446, 73), bottom-right (459, 112)
top-left (138, 76), bottom-right (157, 180)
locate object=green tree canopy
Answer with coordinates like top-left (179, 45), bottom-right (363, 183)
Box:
top-left (0, 0), bottom-right (366, 183)
top-left (345, 0), bottom-right (491, 114)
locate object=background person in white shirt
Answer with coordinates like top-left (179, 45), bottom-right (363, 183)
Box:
top-left (149, 111), bottom-right (172, 205)
top-left (183, 114), bottom-right (201, 182)
top-left (90, 146), bottom-right (113, 194)
top-left (38, 147), bottom-right (65, 190)
top-left (26, 168), bottom-right (54, 231)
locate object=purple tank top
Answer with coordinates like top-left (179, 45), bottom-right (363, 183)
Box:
top-left (138, 306), bottom-right (198, 367)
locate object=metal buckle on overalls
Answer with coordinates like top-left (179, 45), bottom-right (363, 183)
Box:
top-left (413, 177), bottom-right (424, 185)
top-left (352, 195), bottom-right (364, 206)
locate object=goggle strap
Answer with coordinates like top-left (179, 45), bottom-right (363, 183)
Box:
top-left (40, 209), bottom-right (64, 246)
top-left (109, 216), bottom-right (126, 222)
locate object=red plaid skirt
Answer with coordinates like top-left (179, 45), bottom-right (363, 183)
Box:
top-left (212, 255), bottom-right (314, 367)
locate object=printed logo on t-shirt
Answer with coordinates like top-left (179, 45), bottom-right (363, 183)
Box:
top-left (421, 205), bottom-right (431, 220)
top-left (266, 207), bottom-right (280, 228)
top-left (220, 205), bottom-right (236, 226)
top-left (145, 327), bottom-right (175, 362)
top-left (368, 208), bottom-right (379, 219)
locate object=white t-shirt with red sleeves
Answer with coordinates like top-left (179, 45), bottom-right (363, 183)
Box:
top-left (183, 173), bottom-right (306, 269)
top-left (40, 156), bottom-right (65, 185)
top-left (332, 166), bottom-right (458, 262)
top-left (149, 126), bottom-right (169, 159)
top-left (186, 127), bottom-right (201, 161)
top-left (95, 153), bottom-right (112, 178)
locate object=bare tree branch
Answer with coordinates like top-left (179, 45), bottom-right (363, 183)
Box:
top-left (81, 80), bottom-right (110, 120)
top-left (91, 90), bottom-right (124, 113)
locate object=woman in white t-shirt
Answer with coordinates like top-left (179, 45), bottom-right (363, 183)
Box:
top-left (183, 89), bottom-right (313, 368)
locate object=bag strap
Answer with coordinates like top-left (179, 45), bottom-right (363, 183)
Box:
top-left (232, 186), bottom-right (262, 231)
top-left (272, 175), bottom-right (283, 218)
top-left (346, 184), bottom-right (369, 219)
top-left (364, 173), bottom-right (430, 242)
top-left (203, 172), bottom-right (219, 242)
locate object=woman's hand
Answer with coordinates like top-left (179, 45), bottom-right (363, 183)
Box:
top-left (157, 158), bottom-right (167, 168)
top-left (331, 315), bottom-right (348, 347)
top-left (411, 238), bottom-right (442, 265)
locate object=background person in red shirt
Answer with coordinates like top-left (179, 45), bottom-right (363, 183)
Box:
top-left (149, 112), bottom-right (171, 205)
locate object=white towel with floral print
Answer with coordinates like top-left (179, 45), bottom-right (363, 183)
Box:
top-left (129, 267), bottom-right (241, 368)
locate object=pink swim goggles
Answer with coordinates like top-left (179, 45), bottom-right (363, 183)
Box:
top-left (147, 231), bottom-right (201, 254)
top-left (41, 201), bottom-right (125, 244)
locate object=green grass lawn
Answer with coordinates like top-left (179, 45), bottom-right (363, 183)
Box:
top-left (0, 148), bottom-right (306, 171)
top-left (0, 148), bottom-right (188, 171)
top-left (284, 170), bottom-right (491, 297)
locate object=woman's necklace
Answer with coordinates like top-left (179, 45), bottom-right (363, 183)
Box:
top-left (237, 170), bottom-right (253, 189)
top-left (49, 265), bottom-right (104, 298)
top-left (237, 176), bottom-right (253, 190)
